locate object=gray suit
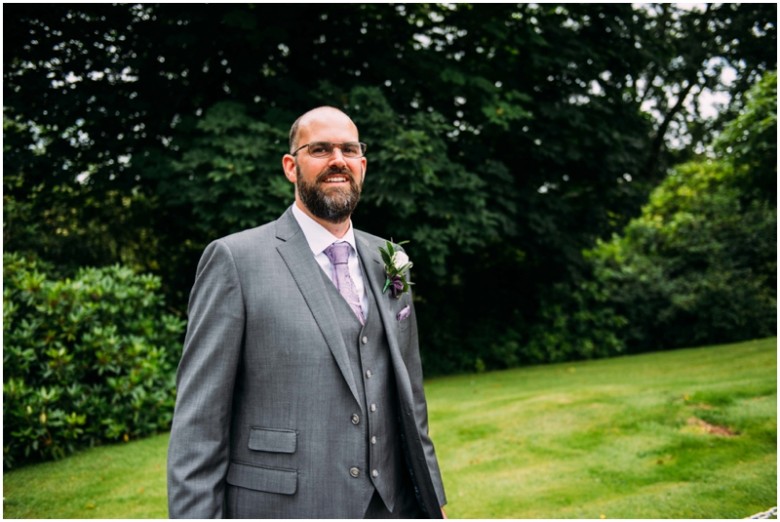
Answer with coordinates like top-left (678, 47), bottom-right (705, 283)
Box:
top-left (167, 208), bottom-right (446, 518)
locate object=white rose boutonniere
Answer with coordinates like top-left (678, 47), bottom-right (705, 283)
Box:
top-left (379, 240), bottom-right (413, 299)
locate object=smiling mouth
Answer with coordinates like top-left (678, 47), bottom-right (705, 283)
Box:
top-left (320, 174), bottom-right (350, 184)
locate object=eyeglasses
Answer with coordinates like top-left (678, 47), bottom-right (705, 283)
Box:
top-left (291, 141), bottom-right (367, 159)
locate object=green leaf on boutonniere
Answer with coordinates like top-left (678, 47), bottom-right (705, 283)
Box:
top-left (379, 240), bottom-right (413, 299)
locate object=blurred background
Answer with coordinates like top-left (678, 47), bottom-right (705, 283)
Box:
top-left (3, 3), bottom-right (776, 479)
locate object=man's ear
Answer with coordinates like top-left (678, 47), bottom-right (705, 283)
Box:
top-left (282, 155), bottom-right (297, 183)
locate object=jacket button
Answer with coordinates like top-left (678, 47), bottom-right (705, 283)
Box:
top-left (351, 413), bottom-right (360, 425)
top-left (350, 467), bottom-right (360, 478)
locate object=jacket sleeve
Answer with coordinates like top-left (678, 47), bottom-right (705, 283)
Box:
top-left (167, 240), bottom-right (245, 518)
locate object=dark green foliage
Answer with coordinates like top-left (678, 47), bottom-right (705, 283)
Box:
top-left (538, 72), bottom-right (777, 357)
top-left (524, 281), bottom-right (628, 364)
top-left (3, 4), bottom-right (777, 377)
top-left (161, 100), bottom-right (292, 240)
top-left (588, 159), bottom-right (776, 352)
top-left (3, 253), bottom-right (186, 468)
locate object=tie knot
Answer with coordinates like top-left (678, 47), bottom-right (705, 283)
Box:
top-left (324, 242), bottom-right (351, 265)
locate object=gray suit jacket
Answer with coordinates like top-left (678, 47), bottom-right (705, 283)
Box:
top-left (167, 208), bottom-right (446, 518)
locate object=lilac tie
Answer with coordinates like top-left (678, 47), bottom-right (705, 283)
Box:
top-left (324, 242), bottom-right (365, 324)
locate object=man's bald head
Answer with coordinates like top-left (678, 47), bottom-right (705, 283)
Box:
top-left (288, 107), bottom-right (358, 153)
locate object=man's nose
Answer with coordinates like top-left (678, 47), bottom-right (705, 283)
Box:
top-left (327, 146), bottom-right (347, 167)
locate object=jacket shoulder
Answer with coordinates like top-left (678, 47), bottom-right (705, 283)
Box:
top-left (218, 221), bottom-right (276, 247)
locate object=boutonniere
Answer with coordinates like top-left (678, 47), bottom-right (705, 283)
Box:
top-left (379, 240), bottom-right (413, 299)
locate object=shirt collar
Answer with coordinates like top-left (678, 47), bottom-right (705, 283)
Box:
top-left (291, 203), bottom-right (357, 256)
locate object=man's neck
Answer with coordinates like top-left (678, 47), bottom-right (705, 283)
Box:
top-left (294, 200), bottom-right (351, 238)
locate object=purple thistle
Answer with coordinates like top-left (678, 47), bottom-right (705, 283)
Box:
top-left (390, 275), bottom-right (404, 298)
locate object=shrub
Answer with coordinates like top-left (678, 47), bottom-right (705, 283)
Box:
top-left (587, 160), bottom-right (776, 352)
top-left (523, 72), bottom-right (776, 360)
top-left (524, 280), bottom-right (628, 364)
top-left (3, 253), bottom-right (186, 468)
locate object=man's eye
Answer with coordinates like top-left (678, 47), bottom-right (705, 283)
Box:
top-left (309, 143), bottom-right (330, 155)
top-left (342, 144), bottom-right (359, 155)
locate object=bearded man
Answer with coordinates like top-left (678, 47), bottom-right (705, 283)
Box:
top-left (167, 106), bottom-right (447, 519)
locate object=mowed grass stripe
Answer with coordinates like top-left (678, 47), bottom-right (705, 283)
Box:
top-left (428, 338), bottom-right (776, 518)
top-left (3, 338), bottom-right (776, 518)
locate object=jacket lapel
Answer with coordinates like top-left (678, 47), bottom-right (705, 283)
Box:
top-left (274, 209), bottom-right (361, 406)
top-left (356, 233), bottom-right (442, 517)
top-left (356, 233), bottom-right (393, 339)
top-left (355, 232), bottom-right (414, 391)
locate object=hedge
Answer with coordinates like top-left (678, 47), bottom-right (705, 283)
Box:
top-left (3, 253), bottom-right (186, 468)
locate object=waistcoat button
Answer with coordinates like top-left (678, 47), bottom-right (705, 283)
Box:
top-left (372, 469), bottom-right (379, 478)
top-left (361, 336), bottom-right (369, 344)
top-left (370, 403), bottom-right (377, 412)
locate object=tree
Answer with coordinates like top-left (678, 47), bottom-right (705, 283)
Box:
top-left (591, 159), bottom-right (776, 351)
top-left (575, 71), bottom-right (776, 354)
top-left (4, 5), bottom-right (776, 373)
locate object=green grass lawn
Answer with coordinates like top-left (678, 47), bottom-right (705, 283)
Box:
top-left (3, 338), bottom-right (776, 518)
top-left (431, 337), bottom-right (777, 518)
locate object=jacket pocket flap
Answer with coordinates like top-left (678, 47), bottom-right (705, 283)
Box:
top-left (226, 462), bottom-right (297, 495)
top-left (248, 427), bottom-right (297, 453)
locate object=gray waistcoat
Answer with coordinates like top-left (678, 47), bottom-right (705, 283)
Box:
top-left (319, 263), bottom-right (405, 513)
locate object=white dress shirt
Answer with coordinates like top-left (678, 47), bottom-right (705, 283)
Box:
top-left (291, 204), bottom-right (369, 317)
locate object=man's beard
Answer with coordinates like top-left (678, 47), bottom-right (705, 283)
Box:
top-left (297, 165), bottom-right (363, 224)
